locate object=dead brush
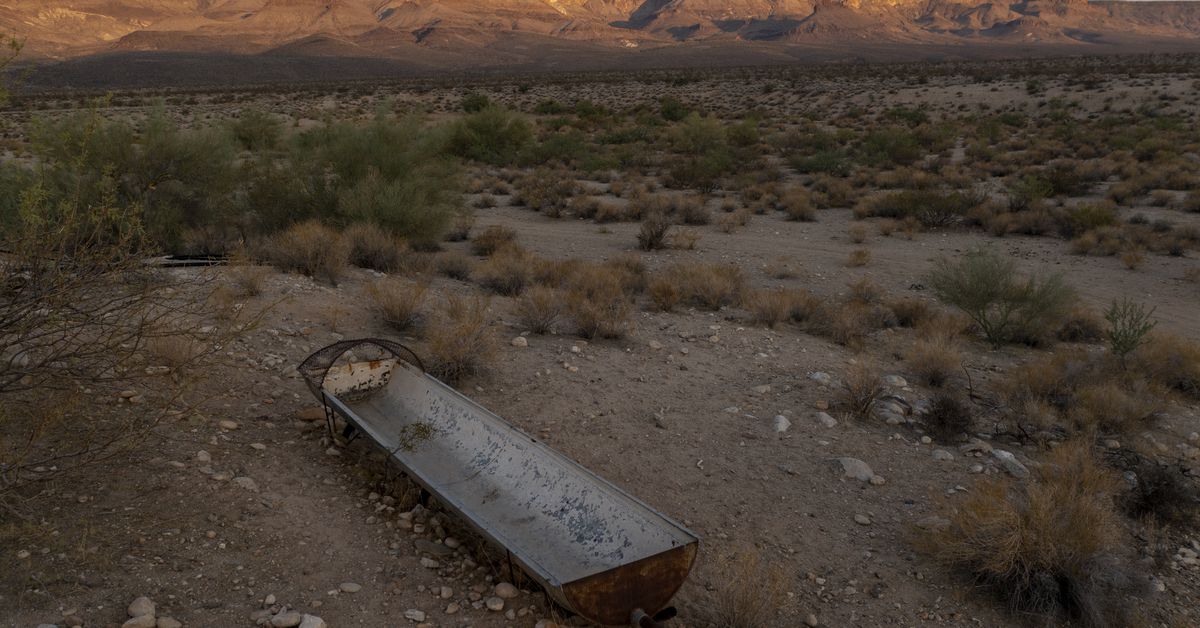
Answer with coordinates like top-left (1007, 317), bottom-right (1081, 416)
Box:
top-left (228, 263), bottom-right (271, 297)
top-left (669, 263), bottom-right (745, 310)
top-left (744, 288), bottom-right (794, 328)
top-left (1122, 457), bottom-right (1200, 528)
top-left (366, 278), bottom-right (428, 332)
top-left (647, 276), bottom-right (682, 312)
top-left (515, 286), bottom-right (564, 335)
top-left (470, 225), bottom-right (517, 256)
top-left (915, 441), bottom-right (1145, 627)
top-left (565, 268), bottom-right (632, 339)
top-left (445, 213), bottom-right (475, 242)
top-left (923, 394), bottom-right (972, 443)
top-left (717, 207), bottom-right (752, 233)
top-left (780, 187), bottom-right (815, 221)
top-left (425, 294), bottom-right (497, 384)
top-left (474, 246), bottom-right (532, 296)
top-left (888, 297), bottom-right (933, 328)
top-left (1067, 382), bottom-right (1162, 434)
top-left (637, 212), bottom-right (672, 251)
top-left (436, 252), bottom-right (475, 281)
top-left (345, 222), bottom-right (404, 271)
top-left (908, 334), bottom-right (962, 387)
top-left (266, 220), bottom-right (349, 284)
top-left (602, 253), bottom-right (648, 294)
top-left (145, 334), bottom-right (204, 371)
top-left (669, 228), bottom-right (702, 250)
top-left (1132, 334), bottom-right (1200, 397)
top-left (838, 361), bottom-right (884, 420)
top-left (846, 248), bottom-right (872, 267)
top-left (706, 546), bottom-right (786, 628)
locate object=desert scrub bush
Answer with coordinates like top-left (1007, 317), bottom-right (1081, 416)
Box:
top-left (267, 221), bottom-right (350, 284)
top-left (1062, 202), bottom-right (1119, 238)
top-left (929, 249), bottom-right (1074, 347)
top-left (603, 253), bottom-right (648, 295)
top-left (229, 108), bottom-right (283, 151)
top-left (647, 276), bottom-right (682, 312)
top-left (425, 295), bottom-right (497, 384)
top-left (470, 225), bottom-right (517, 256)
top-left (838, 361), bottom-right (884, 420)
top-left (1105, 298), bottom-right (1156, 368)
top-left (1122, 458), bottom-right (1200, 528)
top-left (916, 442), bottom-right (1145, 627)
top-left (366, 279), bottom-right (428, 332)
top-left (779, 188), bottom-right (815, 221)
top-left (474, 246), bottom-right (532, 296)
top-left (706, 546), bottom-right (785, 628)
top-left (660, 263), bottom-right (745, 311)
top-left (446, 106), bottom-right (533, 166)
top-left (436, 252), bottom-right (474, 281)
top-left (859, 189), bottom-right (982, 228)
top-left (515, 286), bottom-right (564, 334)
top-left (444, 212), bottom-right (474, 242)
top-left (565, 268), bottom-right (632, 339)
top-left (717, 207), bottom-right (752, 233)
top-left (637, 213), bottom-right (672, 251)
top-left (227, 262), bottom-right (271, 298)
top-left (1056, 307), bottom-right (1105, 343)
top-left (888, 297), bottom-right (934, 328)
top-left (846, 248), bottom-right (871, 267)
top-left (345, 222), bottom-right (404, 271)
top-left (1067, 382), bottom-right (1162, 434)
top-left (1132, 334), bottom-right (1200, 397)
top-left (922, 394), bottom-right (972, 443)
top-left (669, 228), bottom-right (702, 251)
top-left (908, 335), bottom-right (962, 387)
top-left (512, 168), bottom-right (578, 215)
top-left (744, 289), bottom-right (794, 328)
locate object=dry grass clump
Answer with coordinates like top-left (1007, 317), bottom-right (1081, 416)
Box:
top-left (888, 297), bottom-right (934, 328)
top-left (425, 294), bottom-right (497, 384)
top-left (444, 213), bottom-right (475, 242)
top-left (565, 267), bottom-right (632, 339)
top-left (706, 547), bottom-right (786, 628)
top-left (780, 188), bottom-right (815, 221)
top-left (473, 246), bottom-right (532, 296)
top-left (647, 276), bottom-right (682, 312)
top-left (515, 285), bottom-right (564, 334)
top-left (669, 228), bottom-right (702, 250)
top-left (345, 222), bottom-right (404, 271)
top-left (436, 252), bottom-right (475, 281)
top-left (1067, 383), bottom-right (1162, 434)
top-left (1131, 334), bottom-right (1200, 397)
top-left (366, 278), bottom-right (428, 332)
top-left (1122, 458), bottom-right (1200, 528)
top-left (908, 335), bottom-right (962, 387)
top-left (743, 289), bottom-right (794, 328)
top-left (848, 223), bottom-right (868, 244)
top-left (916, 442), bottom-right (1144, 627)
top-left (146, 334), bottom-right (204, 371)
top-left (1056, 307), bottom-right (1105, 343)
top-left (637, 212), bottom-right (672, 251)
top-left (267, 220), bottom-right (350, 284)
top-left (228, 263), bottom-right (271, 297)
top-left (846, 248), bottom-right (871, 267)
top-left (838, 361), bottom-right (884, 420)
top-left (470, 225), bottom-right (517, 256)
top-left (657, 263), bottom-right (745, 311)
top-left (717, 207), bottom-right (752, 233)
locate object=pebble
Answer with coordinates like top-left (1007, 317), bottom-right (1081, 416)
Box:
top-left (511, 336), bottom-right (528, 348)
top-left (485, 597), bottom-right (505, 611)
top-left (883, 375), bottom-right (908, 387)
top-left (445, 603), bottom-right (461, 614)
top-left (648, 340), bottom-right (663, 350)
top-left (232, 476), bottom-right (259, 492)
top-left (403, 609), bottom-right (426, 622)
top-left (931, 449), bottom-right (954, 461)
top-left (752, 384), bottom-right (772, 394)
top-left (773, 415), bottom-right (791, 433)
top-left (270, 612), bottom-right (303, 628)
top-left (494, 582), bottom-right (519, 599)
top-left (853, 514), bottom-right (872, 526)
top-left (157, 618), bottom-right (182, 628)
top-left (250, 443), bottom-right (267, 451)
top-left (443, 537), bottom-right (460, 549)
top-left (808, 372), bottom-right (833, 386)
top-left (805, 613), bottom-right (820, 627)
top-left (835, 457), bottom-right (874, 483)
top-left (814, 412), bottom-right (837, 428)
top-left (195, 450), bottom-right (211, 463)
top-left (122, 617), bottom-right (156, 628)
top-left (339, 582), bottom-right (362, 593)
top-left (16, 549), bottom-right (30, 559)
top-left (128, 597), bottom-right (156, 618)
top-left (264, 594), bottom-right (276, 606)
top-left (916, 515), bottom-right (951, 531)
top-left (298, 615), bottom-right (326, 628)
top-left (218, 420), bottom-right (239, 430)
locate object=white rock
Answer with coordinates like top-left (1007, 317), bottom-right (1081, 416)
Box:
top-left (511, 336), bottom-right (528, 348)
top-left (195, 450), bottom-right (211, 463)
top-left (992, 449), bottom-right (1030, 478)
top-left (485, 597), bottom-right (505, 611)
top-left (931, 449), bottom-right (954, 461)
top-left (853, 514), bottom-right (872, 526)
top-left (232, 477), bottom-right (259, 492)
top-left (128, 597), bottom-right (156, 618)
top-left (773, 415), bottom-right (791, 433)
top-left (403, 609), bottom-right (426, 622)
top-left (494, 582), bottom-right (519, 599)
top-left (157, 618), bottom-right (182, 628)
top-left (270, 612), bottom-right (302, 628)
top-left (123, 617), bottom-right (156, 628)
top-left (808, 372), bottom-right (833, 386)
top-left (883, 375), bottom-right (907, 387)
top-left (752, 384), bottom-right (772, 394)
top-left (835, 457), bottom-right (874, 483)
top-left (218, 420), bottom-right (238, 430)
top-left (298, 615), bottom-right (326, 628)
top-left (814, 412), bottom-right (838, 428)
top-left (339, 582), bottom-right (362, 593)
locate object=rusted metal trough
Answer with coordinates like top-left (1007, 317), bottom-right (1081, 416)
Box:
top-left (299, 339), bottom-right (698, 626)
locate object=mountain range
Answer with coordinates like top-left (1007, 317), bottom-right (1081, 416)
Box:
top-left (5, 1), bottom-right (1200, 86)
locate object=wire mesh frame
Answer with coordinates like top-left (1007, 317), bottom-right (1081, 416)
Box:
top-left (297, 338), bottom-right (425, 399)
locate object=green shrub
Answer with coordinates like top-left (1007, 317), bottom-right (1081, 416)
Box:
top-left (862, 189), bottom-right (981, 228)
top-left (1063, 203), bottom-right (1118, 238)
top-left (267, 221), bottom-right (349, 284)
top-left (858, 127), bottom-right (921, 167)
top-left (929, 249), bottom-right (1074, 347)
top-left (337, 170), bottom-right (458, 246)
top-left (229, 108), bottom-right (283, 151)
top-left (447, 106), bottom-right (533, 165)
top-left (461, 92), bottom-right (491, 112)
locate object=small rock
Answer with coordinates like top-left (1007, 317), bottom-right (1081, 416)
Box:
top-left (814, 412), bottom-right (837, 428)
top-left (445, 603), bottom-right (461, 614)
top-left (420, 557), bottom-right (440, 568)
top-left (298, 615), bottom-right (326, 628)
top-left (805, 613), bottom-right (820, 627)
top-left (511, 336), bottom-right (528, 348)
top-left (232, 476), bottom-right (259, 492)
top-left (123, 617), bottom-right (156, 628)
top-left (752, 384), bottom-right (772, 394)
top-left (773, 415), bottom-right (791, 433)
top-left (808, 372), bottom-right (833, 386)
top-left (992, 449), bottom-right (1030, 479)
top-left (931, 449), bottom-right (954, 461)
top-left (250, 443), bottom-right (267, 451)
top-left (648, 340), bottom-right (664, 350)
top-left (485, 597), bottom-right (505, 611)
top-left (128, 597), bottom-right (156, 618)
top-left (494, 582), bottom-right (519, 599)
top-left (915, 516), bottom-right (951, 531)
top-left (270, 612), bottom-right (302, 628)
top-left (834, 457), bottom-right (874, 483)
top-left (883, 375), bottom-right (907, 387)
top-left (264, 594), bottom-right (276, 606)
top-left (339, 582), bottom-right (362, 593)
top-left (853, 514), bottom-right (872, 526)
top-left (869, 475), bottom-right (886, 486)
top-left (157, 618), bottom-right (182, 628)
top-left (195, 450), bottom-right (211, 463)
top-left (217, 420), bottom-right (239, 430)
top-left (403, 609), bottom-right (426, 622)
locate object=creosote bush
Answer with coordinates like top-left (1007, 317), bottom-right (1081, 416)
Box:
top-left (637, 213), bottom-right (671, 251)
top-left (923, 394), bottom-right (972, 443)
top-left (366, 279), bottom-right (428, 332)
top-left (916, 442), bottom-right (1145, 627)
top-left (345, 222), bottom-right (404, 272)
top-left (929, 249), bottom-right (1073, 347)
top-left (515, 286), bottom-right (564, 335)
top-left (471, 225), bottom-right (518, 256)
top-left (474, 246), bottom-right (532, 296)
top-left (706, 546), bottom-right (786, 628)
top-left (908, 335), bottom-right (961, 387)
top-left (838, 362), bottom-right (884, 420)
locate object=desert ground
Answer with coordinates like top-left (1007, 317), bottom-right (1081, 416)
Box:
top-left (2, 57), bottom-right (1199, 628)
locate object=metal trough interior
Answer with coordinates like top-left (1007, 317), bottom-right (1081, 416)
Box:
top-left (300, 340), bottom-right (698, 626)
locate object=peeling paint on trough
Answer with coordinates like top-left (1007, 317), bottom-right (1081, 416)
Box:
top-left (299, 339), bottom-right (699, 626)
